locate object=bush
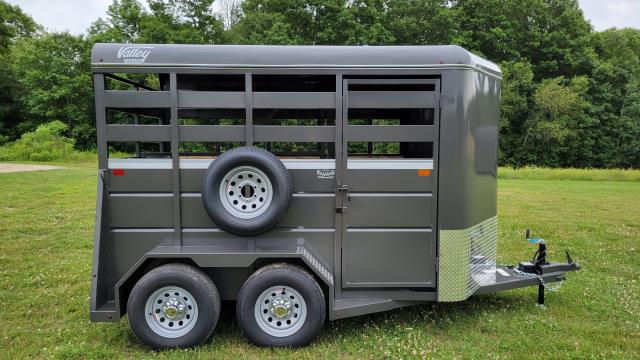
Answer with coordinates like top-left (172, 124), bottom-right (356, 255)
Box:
top-left (0, 121), bottom-right (94, 162)
top-left (498, 166), bottom-right (640, 182)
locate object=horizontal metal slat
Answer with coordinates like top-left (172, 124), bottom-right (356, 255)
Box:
top-left (343, 230), bottom-right (434, 287)
top-left (348, 91), bottom-right (436, 108)
top-left (346, 195), bottom-right (433, 228)
top-left (108, 193), bottom-right (335, 228)
top-left (179, 125), bottom-right (245, 142)
top-left (106, 124), bottom-right (171, 142)
top-left (254, 126), bottom-right (335, 142)
top-left (347, 79), bottom-right (439, 85)
top-left (347, 125), bottom-right (435, 142)
top-left (105, 90), bottom-right (171, 108)
top-left (178, 91), bottom-right (245, 108)
top-left (253, 92), bottom-right (335, 109)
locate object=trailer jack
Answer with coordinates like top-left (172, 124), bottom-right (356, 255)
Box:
top-left (515, 230), bottom-right (580, 306)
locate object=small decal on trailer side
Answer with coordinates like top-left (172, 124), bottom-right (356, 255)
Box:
top-left (316, 169), bottom-right (335, 179)
top-left (116, 46), bottom-right (153, 64)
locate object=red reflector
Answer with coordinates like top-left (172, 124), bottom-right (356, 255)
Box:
top-left (112, 169), bottom-right (125, 177)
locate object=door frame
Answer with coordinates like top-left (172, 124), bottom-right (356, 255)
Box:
top-left (334, 77), bottom-right (441, 293)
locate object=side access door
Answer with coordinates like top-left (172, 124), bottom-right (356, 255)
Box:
top-left (337, 79), bottom-right (440, 289)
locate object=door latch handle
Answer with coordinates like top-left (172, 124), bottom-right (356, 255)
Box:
top-left (335, 185), bottom-right (351, 201)
top-left (335, 185), bottom-right (351, 213)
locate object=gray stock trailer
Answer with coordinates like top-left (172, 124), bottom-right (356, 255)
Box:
top-left (89, 44), bottom-right (579, 349)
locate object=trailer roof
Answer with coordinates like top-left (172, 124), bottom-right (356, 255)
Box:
top-left (91, 43), bottom-right (501, 78)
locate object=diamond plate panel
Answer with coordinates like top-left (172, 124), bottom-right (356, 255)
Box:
top-left (438, 216), bottom-right (497, 301)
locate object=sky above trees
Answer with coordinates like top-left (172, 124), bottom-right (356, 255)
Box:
top-left (6, 0), bottom-right (640, 35)
top-left (1, 0), bottom-right (639, 168)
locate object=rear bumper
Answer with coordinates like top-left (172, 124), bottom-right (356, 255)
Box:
top-left (90, 301), bottom-right (118, 322)
top-left (474, 262), bottom-right (580, 295)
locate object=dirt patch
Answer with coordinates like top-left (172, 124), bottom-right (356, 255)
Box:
top-left (0, 163), bottom-right (63, 173)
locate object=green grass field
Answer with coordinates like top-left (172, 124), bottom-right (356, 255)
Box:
top-left (0, 163), bottom-right (638, 359)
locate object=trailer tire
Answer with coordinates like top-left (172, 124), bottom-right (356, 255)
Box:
top-left (127, 263), bottom-right (221, 350)
top-left (236, 263), bottom-right (325, 347)
top-left (202, 146), bottom-right (292, 236)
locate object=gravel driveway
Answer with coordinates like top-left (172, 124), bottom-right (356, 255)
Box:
top-left (0, 163), bottom-right (63, 173)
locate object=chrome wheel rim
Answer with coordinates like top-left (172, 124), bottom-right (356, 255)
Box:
top-left (144, 286), bottom-right (198, 338)
top-left (219, 166), bottom-right (273, 219)
top-left (254, 285), bottom-right (307, 337)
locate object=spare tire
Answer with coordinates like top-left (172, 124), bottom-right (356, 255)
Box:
top-left (201, 146), bottom-right (292, 236)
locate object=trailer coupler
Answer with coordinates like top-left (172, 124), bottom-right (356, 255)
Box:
top-left (516, 249), bottom-right (580, 306)
top-left (516, 230), bottom-right (580, 306)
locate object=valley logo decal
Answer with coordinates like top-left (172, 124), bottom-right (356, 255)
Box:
top-left (316, 169), bottom-right (335, 179)
top-left (116, 46), bottom-right (153, 64)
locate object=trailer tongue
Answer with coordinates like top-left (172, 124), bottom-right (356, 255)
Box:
top-left (475, 231), bottom-right (580, 306)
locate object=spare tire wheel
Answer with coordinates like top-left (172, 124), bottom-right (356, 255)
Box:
top-left (201, 146), bottom-right (292, 236)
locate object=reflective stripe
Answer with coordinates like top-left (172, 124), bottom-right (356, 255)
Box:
top-left (347, 159), bottom-right (434, 170)
top-left (108, 158), bottom-right (434, 170)
top-left (109, 158), bottom-right (172, 169)
top-left (282, 160), bottom-right (334, 169)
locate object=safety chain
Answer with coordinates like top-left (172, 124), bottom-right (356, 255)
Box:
top-left (511, 267), bottom-right (564, 293)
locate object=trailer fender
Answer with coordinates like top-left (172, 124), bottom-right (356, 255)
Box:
top-left (111, 242), bottom-right (334, 318)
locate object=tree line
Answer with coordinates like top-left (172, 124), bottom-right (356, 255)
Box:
top-left (1, 0), bottom-right (638, 167)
